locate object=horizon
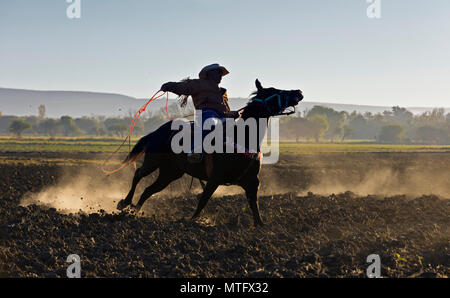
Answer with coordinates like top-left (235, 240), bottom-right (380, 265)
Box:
top-left (0, 86), bottom-right (449, 111)
top-left (1, 0), bottom-right (450, 107)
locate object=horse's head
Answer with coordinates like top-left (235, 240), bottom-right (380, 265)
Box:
top-left (246, 79), bottom-right (303, 117)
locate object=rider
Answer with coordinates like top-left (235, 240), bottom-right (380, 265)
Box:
top-left (161, 64), bottom-right (239, 165)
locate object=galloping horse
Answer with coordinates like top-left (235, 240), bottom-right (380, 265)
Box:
top-left (116, 79), bottom-right (303, 226)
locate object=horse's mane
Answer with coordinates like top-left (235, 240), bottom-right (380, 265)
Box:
top-left (178, 77), bottom-right (191, 108)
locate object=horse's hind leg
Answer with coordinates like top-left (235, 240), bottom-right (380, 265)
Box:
top-left (191, 181), bottom-right (219, 220)
top-left (132, 168), bottom-right (183, 212)
top-left (117, 154), bottom-right (159, 210)
top-left (241, 176), bottom-right (264, 227)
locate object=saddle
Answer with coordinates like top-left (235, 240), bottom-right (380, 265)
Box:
top-left (168, 120), bottom-right (261, 178)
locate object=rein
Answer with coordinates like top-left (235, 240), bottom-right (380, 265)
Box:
top-left (250, 91), bottom-right (296, 116)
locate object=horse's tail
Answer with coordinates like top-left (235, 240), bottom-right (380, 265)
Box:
top-left (121, 134), bottom-right (151, 165)
top-left (121, 120), bottom-right (174, 166)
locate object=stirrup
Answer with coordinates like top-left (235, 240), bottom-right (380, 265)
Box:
top-left (187, 152), bottom-right (203, 163)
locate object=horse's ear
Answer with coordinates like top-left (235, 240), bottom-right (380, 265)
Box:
top-left (255, 79), bottom-right (263, 91)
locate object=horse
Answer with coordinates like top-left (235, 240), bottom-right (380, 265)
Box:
top-left (115, 79), bottom-right (303, 226)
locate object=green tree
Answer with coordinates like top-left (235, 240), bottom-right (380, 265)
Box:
top-left (342, 125), bottom-right (354, 141)
top-left (9, 119), bottom-right (32, 137)
top-left (415, 126), bottom-right (449, 144)
top-left (287, 117), bottom-right (314, 142)
top-left (108, 123), bottom-right (128, 137)
top-left (308, 114), bottom-right (329, 142)
top-left (378, 124), bottom-right (406, 144)
top-left (144, 114), bottom-right (166, 133)
top-left (307, 106), bottom-right (345, 140)
top-left (38, 118), bottom-right (60, 137)
top-left (60, 116), bottom-right (81, 136)
top-left (75, 117), bottom-right (99, 135)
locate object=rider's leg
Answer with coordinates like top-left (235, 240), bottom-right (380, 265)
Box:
top-left (188, 109), bottom-right (223, 163)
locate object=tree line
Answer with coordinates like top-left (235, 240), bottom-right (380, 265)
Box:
top-left (1, 104), bottom-right (449, 144)
top-left (281, 105), bottom-right (450, 144)
top-left (0, 104), bottom-right (181, 138)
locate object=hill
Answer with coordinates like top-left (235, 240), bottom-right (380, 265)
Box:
top-left (0, 87), bottom-right (447, 118)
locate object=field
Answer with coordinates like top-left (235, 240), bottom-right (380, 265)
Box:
top-left (0, 137), bottom-right (449, 277)
top-left (1, 136), bottom-right (449, 162)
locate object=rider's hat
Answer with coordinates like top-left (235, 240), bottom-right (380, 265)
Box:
top-left (199, 64), bottom-right (229, 79)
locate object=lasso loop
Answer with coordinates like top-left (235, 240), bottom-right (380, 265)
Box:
top-left (101, 90), bottom-right (170, 174)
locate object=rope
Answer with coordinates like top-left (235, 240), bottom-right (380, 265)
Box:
top-left (165, 91), bottom-right (172, 120)
top-left (101, 90), bottom-right (168, 174)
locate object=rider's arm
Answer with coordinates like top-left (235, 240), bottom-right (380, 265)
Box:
top-left (161, 79), bottom-right (202, 96)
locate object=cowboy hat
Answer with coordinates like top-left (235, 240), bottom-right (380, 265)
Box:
top-left (199, 63), bottom-right (229, 79)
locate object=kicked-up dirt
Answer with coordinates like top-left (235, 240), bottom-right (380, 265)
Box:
top-left (0, 152), bottom-right (449, 277)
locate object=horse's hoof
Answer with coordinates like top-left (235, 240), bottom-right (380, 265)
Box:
top-left (130, 204), bottom-right (142, 213)
top-left (116, 199), bottom-right (129, 210)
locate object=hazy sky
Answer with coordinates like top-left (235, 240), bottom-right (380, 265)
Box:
top-left (1, 0), bottom-right (449, 107)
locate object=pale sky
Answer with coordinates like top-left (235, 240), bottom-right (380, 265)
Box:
top-left (1, 0), bottom-right (449, 107)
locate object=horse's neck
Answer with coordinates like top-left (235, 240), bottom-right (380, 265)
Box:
top-left (241, 110), bottom-right (269, 152)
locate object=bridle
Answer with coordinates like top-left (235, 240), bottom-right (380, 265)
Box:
top-left (250, 90), bottom-right (296, 116)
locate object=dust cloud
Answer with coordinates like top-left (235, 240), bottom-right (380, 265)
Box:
top-left (20, 153), bottom-right (450, 214)
top-left (20, 165), bottom-right (137, 213)
top-left (300, 165), bottom-right (450, 198)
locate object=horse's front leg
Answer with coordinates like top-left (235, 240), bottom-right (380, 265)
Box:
top-left (132, 170), bottom-right (182, 212)
top-left (117, 167), bottom-right (144, 210)
top-left (191, 180), bottom-right (219, 220)
top-left (117, 154), bottom-right (159, 210)
top-left (242, 177), bottom-right (264, 227)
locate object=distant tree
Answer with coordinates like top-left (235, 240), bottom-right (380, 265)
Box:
top-left (98, 127), bottom-right (107, 136)
top-left (38, 118), bottom-right (60, 137)
top-left (414, 108), bottom-right (446, 128)
top-left (415, 126), bottom-right (449, 144)
top-left (159, 102), bottom-right (192, 119)
top-left (287, 117), bottom-right (314, 142)
top-left (9, 119), bottom-right (32, 137)
top-left (391, 106), bottom-right (413, 125)
top-left (75, 117), bottom-right (99, 135)
top-left (308, 114), bottom-right (329, 142)
top-left (60, 116), bottom-right (81, 136)
top-left (378, 124), bottom-right (405, 144)
top-left (22, 116), bottom-right (40, 135)
top-left (104, 118), bottom-right (126, 131)
top-left (307, 106), bottom-right (345, 140)
top-left (144, 114), bottom-right (166, 133)
top-left (342, 125), bottom-right (354, 141)
top-left (108, 123), bottom-right (128, 137)
top-left (38, 104), bottom-right (46, 119)
top-left (333, 126), bottom-right (344, 141)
